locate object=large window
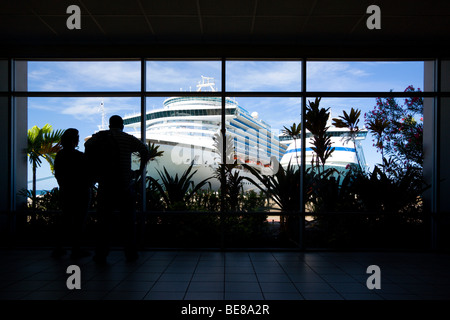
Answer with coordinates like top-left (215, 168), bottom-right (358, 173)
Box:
top-left (17, 58), bottom-right (428, 249)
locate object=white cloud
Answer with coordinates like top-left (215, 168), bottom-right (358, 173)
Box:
top-left (59, 97), bottom-right (139, 121)
top-left (146, 61), bottom-right (222, 91)
top-left (306, 62), bottom-right (371, 91)
top-left (28, 61), bottom-right (141, 91)
top-left (226, 61), bottom-right (301, 91)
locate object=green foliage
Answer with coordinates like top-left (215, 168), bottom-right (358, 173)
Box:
top-left (27, 124), bottom-right (65, 209)
top-left (27, 124), bottom-right (65, 173)
top-left (332, 107), bottom-right (363, 170)
top-left (365, 86), bottom-right (423, 170)
top-left (305, 97), bottom-right (335, 171)
top-left (243, 161), bottom-right (300, 213)
top-left (282, 122), bottom-right (302, 166)
top-left (148, 163), bottom-right (212, 211)
top-left (332, 108), bottom-right (361, 133)
top-left (147, 142), bottom-right (164, 162)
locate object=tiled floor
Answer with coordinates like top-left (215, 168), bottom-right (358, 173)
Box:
top-left (1, 248), bottom-right (450, 300)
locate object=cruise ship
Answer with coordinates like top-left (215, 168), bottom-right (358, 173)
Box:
top-left (123, 76), bottom-right (287, 191)
top-left (279, 125), bottom-right (368, 174)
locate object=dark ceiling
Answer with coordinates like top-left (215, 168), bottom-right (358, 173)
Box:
top-left (1, 0), bottom-right (450, 58)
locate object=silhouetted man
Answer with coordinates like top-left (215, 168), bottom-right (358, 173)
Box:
top-left (85, 115), bottom-right (149, 263)
top-left (54, 128), bottom-right (91, 259)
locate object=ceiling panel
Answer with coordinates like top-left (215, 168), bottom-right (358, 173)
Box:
top-left (94, 16), bottom-right (152, 36)
top-left (150, 16), bottom-right (201, 35)
top-left (203, 17), bottom-right (253, 35)
top-left (1, 0), bottom-right (450, 58)
top-left (253, 16), bottom-right (306, 35)
top-left (139, 0), bottom-right (198, 16)
top-left (199, 0), bottom-right (256, 17)
top-left (311, 0), bottom-right (373, 16)
top-left (80, 0), bottom-right (143, 15)
top-left (255, 0), bottom-right (314, 16)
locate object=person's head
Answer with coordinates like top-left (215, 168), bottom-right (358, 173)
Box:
top-left (61, 128), bottom-right (79, 149)
top-left (109, 115), bottom-right (124, 130)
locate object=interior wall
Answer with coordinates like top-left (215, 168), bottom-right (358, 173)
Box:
top-left (0, 60), bottom-right (10, 237)
top-left (0, 60), bottom-right (9, 214)
top-left (13, 62), bottom-right (28, 211)
top-left (423, 60), bottom-right (450, 250)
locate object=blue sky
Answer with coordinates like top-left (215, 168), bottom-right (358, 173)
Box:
top-left (27, 60), bottom-right (424, 190)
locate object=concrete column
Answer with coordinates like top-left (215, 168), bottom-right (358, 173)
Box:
top-left (423, 60), bottom-right (450, 250)
top-left (0, 61), bottom-right (9, 215)
top-left (0, 60), bottom-right (27, 238)
top-left (13, 61), bottom-right (28, 211)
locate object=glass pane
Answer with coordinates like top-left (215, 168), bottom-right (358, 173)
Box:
top-left (143, 96), bottom-right (223, 194)
top-left (228, 97), bottom-right (301, 247)
top-left (302, 95), bottom-right (425, 248)
top-left (226, 60), bottom-right (302, 92)
top-left (27, 96), bottom-right (140, 192)
top-left (307, 61), bottom-right (424, 92)
top-left (223, 97), bottom-right (295, 203)
top-left (141, 95), bottom-right (223, 246)
top-left (303, 95), bottom-right (424, 172)
top-left (146, 60), bottom-right (221, 92)
top-left (27, 61), bottom-right (141, 91)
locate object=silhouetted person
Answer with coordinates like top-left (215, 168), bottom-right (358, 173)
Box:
top-left (53, 128), bottom-right (91, 259)
top-left (85, 115), bottom-right (150, 264)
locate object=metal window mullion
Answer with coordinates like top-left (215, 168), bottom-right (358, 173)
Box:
top-left (299, 58), bottom-right (307, 250)
top-left (431, 58), bottom-right (441, 250)
top-left (8, 59), bottom-right (14, 213)
top-left (220, 57), bottom-right (226, 249)
top-left (140, 58), bottom-right (147, 214)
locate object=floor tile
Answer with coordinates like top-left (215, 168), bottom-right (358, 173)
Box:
top-left (302, 292), bottom-right (344, 300)
top-left (113, 280), bottom-right (154, 291)
top-left (225, 266), bottom-right (255, 274)
top-left (150, 281), bottom-right (189, 292)
top-left (103, 291), bottom-right (148, 300)
top-left (259, 282), bottom-right (298, 293)
top-left (21, 290), bottom-right (68, 300)
top-left (187, 281), bottom-right (224, 292)
top-left (257, 273), bottom-right (292, 283)
top-left (1, 249), bottom-right (450, 301)
top-left (263, 292), bottom-right (304, 300)
top-left (192, 273), bottom-right (223, 282)
top-left (144, 291), bottom-right (185, 300)
top-left (294, 282), bottom-right (336, 293)
top-left (184, 292), bottom-right (224, 300)
top-left (159, 273), bottom-right (193, 282)
top-left (340, 292), bottom-right (383, 300)
top-left (225, 281), bottom-right (261, 293)
top-left (225, 292), bottom-right (264, 300)
top-left (225, 273), bottom-right (258, 282)
top-left (125, 272), bottom-right (161, 281)
top-left (329, 282), bottom-right (371, 293)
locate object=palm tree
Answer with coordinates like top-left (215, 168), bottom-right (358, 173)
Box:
top-left (366, 118), bottom-right (390, 167)
top-left (27, 124), bottom-right (65, 209)
top-left (282, 122), bottom-right (301, 167)
top-left (149, 163), bottom-right (211, 211)
top-left (305, 97), bottom-right (335, 173)
top-left (148, 142), bottom-right (164, 162)
top-left (332, 108), bottom-right (362, 170)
